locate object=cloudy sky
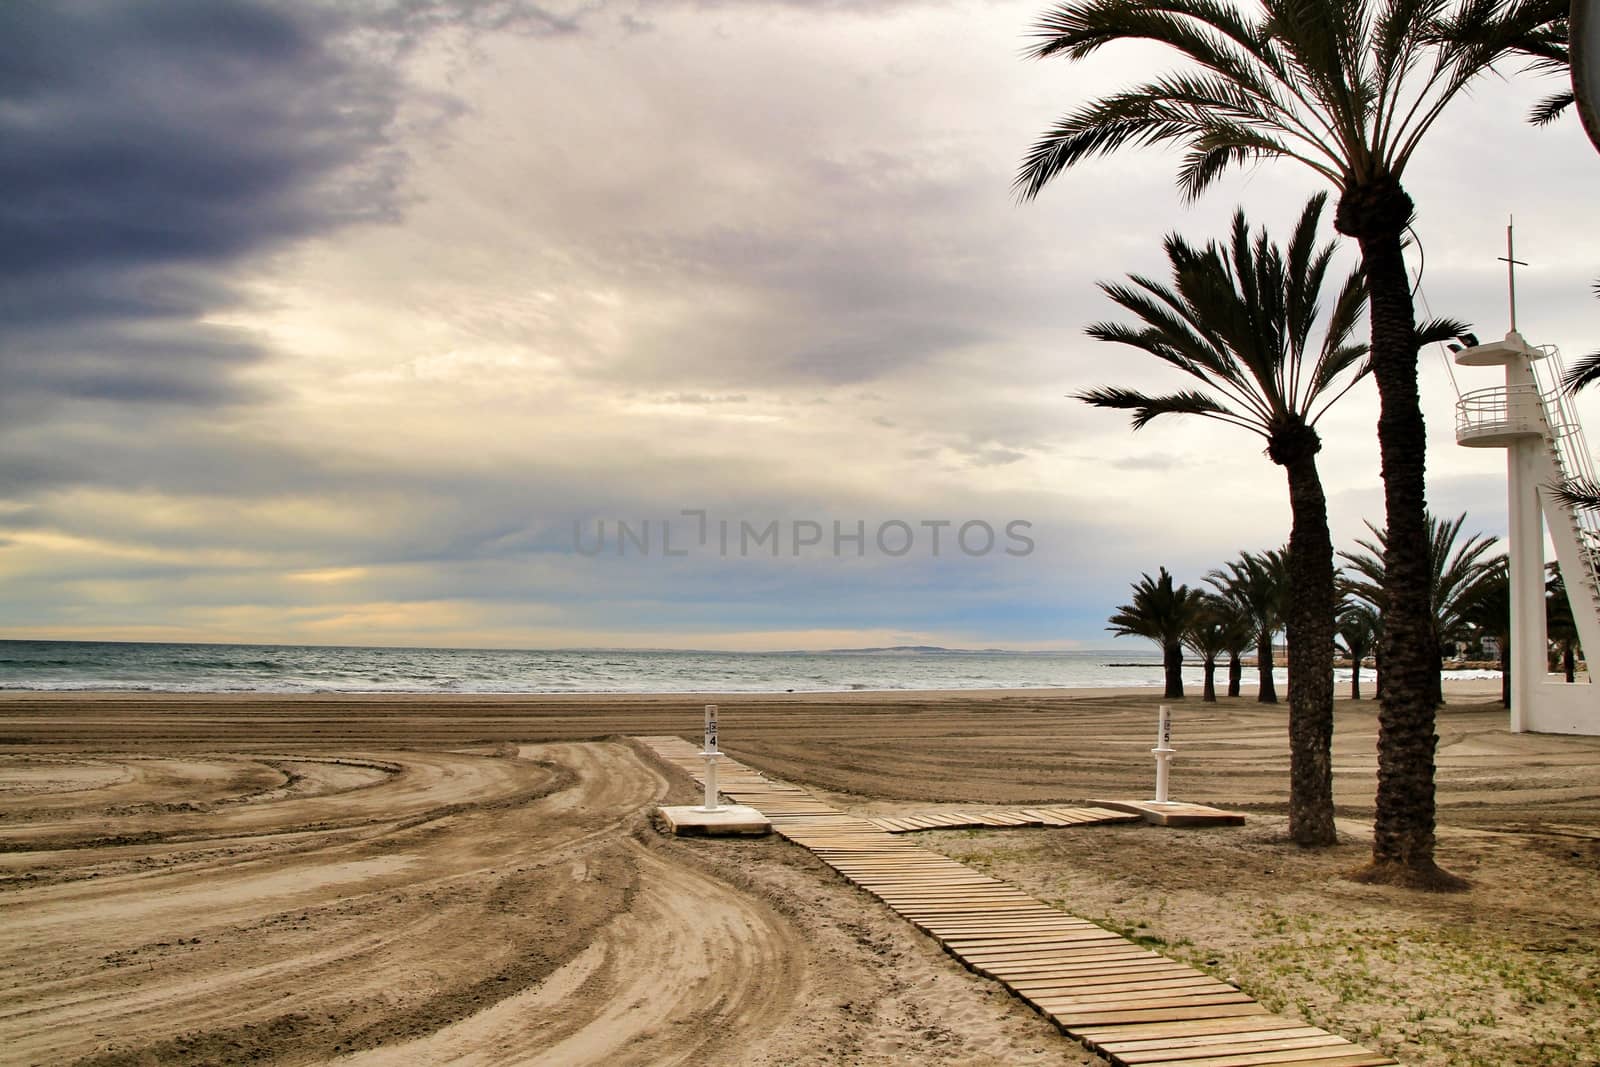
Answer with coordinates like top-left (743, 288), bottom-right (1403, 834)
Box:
top-left (2, 0), bottom-right (1597, 652)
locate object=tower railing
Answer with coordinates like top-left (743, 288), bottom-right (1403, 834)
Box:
top-left (1455, 384), bottom-right (1544, 440)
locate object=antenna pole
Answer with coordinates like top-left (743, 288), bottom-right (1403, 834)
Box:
top-left (1498, 216), bottom-right (1528, 333)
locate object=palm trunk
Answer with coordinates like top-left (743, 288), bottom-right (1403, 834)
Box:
top-left (1202, 654), bottom-right (1217, 702)
top-left (1431, 626), bottom-right (1444, 706)
top-left (1374, 647), bottom-right (1383, 701)
top-left (1257, 633), bottom-right (1278, 703)
top-left (1339, 180), bottom-right (1462, 888)
top-left (1279, 436), bottom-right (1336, 846)
top-left (1163, 640), bottom-right (1184, 699)
top-left (1499, 633), bottom-right (1511, 708)
top-left (1351, 658), bottom-right (1362, 701)
top-left (1227, 653), bottom-right (1242, 697)
top-left (1564, 641), bottom-right (1576, 683)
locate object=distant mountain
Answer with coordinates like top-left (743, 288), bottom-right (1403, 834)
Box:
top-left (817, 645), bottom-right (1034, 655)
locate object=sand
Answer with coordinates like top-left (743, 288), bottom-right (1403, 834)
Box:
top-left (2, 681), bottom-right (1597, 1065)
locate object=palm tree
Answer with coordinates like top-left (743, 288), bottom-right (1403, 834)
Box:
top-left (1510, 1), bottom-right (1593, 498)
top-left (1208, 550), bottom-right (1288, 704)
top-left (1077, 197), bottom-right (1364, 845)
top-left (1505, 1), bottom-right (1600, 150)
top-left (1336, 604), bottom-right (1379, 701)
top-left (1185, 594), bottom-right (1237, 702)
top-left (1547, 562), bottom-right (1582, 681)
top-left (1108, 567), bottom-right (1200, 698)
top-left (1554, 282), bottom-right (1600, 510)
top-left (1218, 596), bottom-right (1256, 697)
top-left (1461, 557), bottom-right (1511, 708)
top-left (1341, 511), bottom-right (1501, 705)
top-left (1016, 0), bottom-right (1551, 886)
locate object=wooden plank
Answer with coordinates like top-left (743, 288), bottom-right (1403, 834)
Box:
top-left (1028, 980), bottom-right (1238, 1003)
top-left (976, 962), bottom-right (1196, 984)
top-left (1078, 1015), bottom-right (1313, 1043)
top-left (921, 812), bottom-right (972, 826)
top-left (975, 947), bottom-right (1171, 965)
top-left (1115, 1034), bottom-right (1349, 1063)
top-left (941, 932), bottom-right (1112, 948)
top-left (978, 956), bottom-right (1183, 977)
top-left (1013, 977), bottom-right (1223, 999)
top-left (1131, 1051), bottom-right (1396, 1067)
top-left (1100, 1024), bottom-right (1328, 1052)
top-left (979, 812), bottom-right (1033, 825)
top-left (959, 942), bottom-right (1136, 964)
top-left (1030, 996), bottom-right (1260, 1021)
top-left (1050, 1003), bottom-right (1270, 1028)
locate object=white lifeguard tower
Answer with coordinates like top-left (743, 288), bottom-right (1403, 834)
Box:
top-left (1452, 228), bottom-right (1600, 734)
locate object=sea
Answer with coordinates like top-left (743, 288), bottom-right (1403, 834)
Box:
top-left (0, 639), bottom-right (1269, 695)
top-left (0, 640), bottom-right (1496, 696)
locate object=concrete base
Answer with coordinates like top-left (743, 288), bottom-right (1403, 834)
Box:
top-left (1518, 679), bottom-right (1600, 734)
top-left (656, 804), bottom-right (771, 836)
top-left (1088, 798), bottom-right (1246, 827)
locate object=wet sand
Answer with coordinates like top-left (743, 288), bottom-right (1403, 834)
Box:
top-left (2, 682), bottom-right (1596, 1065)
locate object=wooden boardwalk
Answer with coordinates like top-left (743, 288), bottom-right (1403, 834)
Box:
top-left (868, 806), bottom-right (1141, 833)
top-left (636, 736), bottom-right (1399, 1067)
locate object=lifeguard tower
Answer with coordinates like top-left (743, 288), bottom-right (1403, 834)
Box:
top-left (1452, 228), bottom-right (1600, 733)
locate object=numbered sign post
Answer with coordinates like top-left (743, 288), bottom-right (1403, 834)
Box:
top-left (1152, 705), bottom-right (1175, 804)
top-left (698, 704), bottom-right (722, 812)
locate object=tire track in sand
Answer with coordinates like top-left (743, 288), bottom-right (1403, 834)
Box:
top-left (1, 740), bottom-right (812, 1066)
top-left (338, 837), bottom-right (804, 1067)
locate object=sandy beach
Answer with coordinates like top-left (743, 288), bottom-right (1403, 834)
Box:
top-left (3, 681), bottom-right (1597, 1066)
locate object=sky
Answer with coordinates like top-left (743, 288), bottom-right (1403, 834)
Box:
top-left (1, 0), bottom-right (1597, 652)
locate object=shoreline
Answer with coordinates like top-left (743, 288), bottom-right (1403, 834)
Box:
top-left (0, 676), bottom-right (1505, 702)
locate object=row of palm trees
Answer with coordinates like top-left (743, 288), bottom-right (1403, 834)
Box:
top-left (1113, 512), bottom-right (1510, 711)
top-left (1111, 508), bottom-right (1591, 865)
top-left (1109, 553), bottom-right (1287, 705)
top-left (1020, 0), bottom-right (1580, 885)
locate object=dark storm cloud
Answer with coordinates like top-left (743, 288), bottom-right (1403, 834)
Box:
top-left (357, 0), bottom-right (586, 37)
top-left (0, 0), bottom-right (406, 413)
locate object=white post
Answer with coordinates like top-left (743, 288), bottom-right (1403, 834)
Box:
top-left (699, 704), bottom-right (722, 812)
top-left (1152, 705), bottom-right (1175, 804)
top-left (1501, 346), bottom-right (1546, 733)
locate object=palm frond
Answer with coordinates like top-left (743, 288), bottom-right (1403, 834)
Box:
top-left (1022, 0), bottom-right (1575, 200)
top-left (1416, 316), bottom-right (1471, 346)
top-left (1107, 566), bottom-right (1201, 645)
top-left (1310, 265), bottom-right (1371, 397)
top-left (1075, 386), bottom-right (1255, 433)
top-left (1563, 352), bottom-right (1600, 394)
top-left (1082, 194), bottom-right (1369, 459)
top-left (1554, 478), bottom-right (1600, 512)
top-left (1529, 90), bottom-right (1575, 125)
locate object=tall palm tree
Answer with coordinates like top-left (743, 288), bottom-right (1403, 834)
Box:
top-left (1341, 511), bottom-right (1501, 705)
top-left (1016, 0), bottom-right (1551, 886)
top-left (1077, 197), bottom-right (1364, 845)
top-left (1108, 567), bottom-right (1200, 698)
top-left (1337, 604), bottom-right (1380, 701)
